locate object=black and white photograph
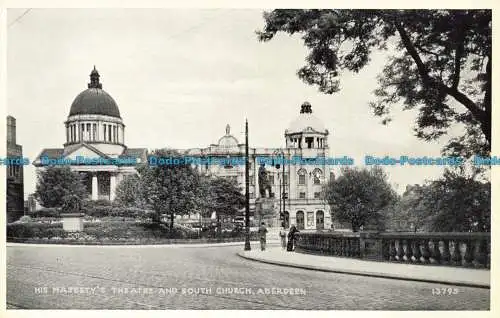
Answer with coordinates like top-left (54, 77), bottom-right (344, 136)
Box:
top-left (2, 2), bottom-right (495, 314)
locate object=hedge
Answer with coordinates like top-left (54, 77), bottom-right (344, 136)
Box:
top-left (7, 221), bottom-right (259, 241)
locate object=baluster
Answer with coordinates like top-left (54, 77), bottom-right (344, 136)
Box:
top-left (463, 240), bottom-right (474, 267)
top-left (335, 239), bottom-right (340, 256)
top-left (389, 240), bottom-right (396, 261)
top-left (404, 239), bottom-right (412, 262)
top-left (420, 239), bottom-right (431, 264)
top-left (430, 239), bottom-right (441, 264)
top-left (396, 239), bottom-right (405, 262)
top-left (441, 240), bottom-right (451, 265)
top-left (451, 240), bottom-right (462, 266)
top-left (340, 239), bottom-right (346, 256)
top-left (412, 240), bottom-right (421, 263)
top-left (474, 239), bottom-right (487, 268)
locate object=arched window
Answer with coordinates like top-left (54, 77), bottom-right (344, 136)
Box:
top-left (312, 168), bottom-right (322, 184)
top-left (297, 168), bottom-right (307, 185)
top-left (296, 211), bottom-right (304, 230)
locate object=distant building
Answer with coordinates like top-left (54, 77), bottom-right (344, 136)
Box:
top-left (25, 194), bottom-right (37, 213)
top-left (6, 116), bottom-right (24, 223)
top-left (33, 67), bottom-right (147, 201)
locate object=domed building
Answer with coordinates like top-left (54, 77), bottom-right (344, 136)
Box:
top-left (181, 101), bottom-right (335, 231)
top-left (34, 67), bottom-right (147, 201)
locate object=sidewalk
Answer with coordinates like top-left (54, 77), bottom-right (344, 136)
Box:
top-left (238, 247), bottom-right (490, 288)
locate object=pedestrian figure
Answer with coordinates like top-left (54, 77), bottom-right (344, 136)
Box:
top-left (287, 225), bottom-right (300, 251)
top-left (258, 221), bottom-right (268, 251)
top-left (279, 225), bottom-right (287, 250)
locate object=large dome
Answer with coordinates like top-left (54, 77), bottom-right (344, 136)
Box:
top-left (68, 67), bottom-right (121, 118)
top-left (287, 102), bottom-right (326, 133)
top-left (217, 124), bottom-right (239, 148)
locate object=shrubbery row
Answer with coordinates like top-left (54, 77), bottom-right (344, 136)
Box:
top-left (7, 222), bottom-right (259, 241)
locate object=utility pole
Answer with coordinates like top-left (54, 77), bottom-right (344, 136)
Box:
top-left (244, 119), bottom-right (251, 251)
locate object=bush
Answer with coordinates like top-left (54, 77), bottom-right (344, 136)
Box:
top-left (19, 215), bottom-right (33, 223)
top-left (7, 223), bottom-right (64, 238)
top-left (30, 208), bottom-right (60, 218)
top-left (7, 220), bottom-right (259, 241)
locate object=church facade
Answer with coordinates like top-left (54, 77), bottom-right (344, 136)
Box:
top-left (34, 68), bottom-right (339, 230)
top-left (33, 67), bottom-right (147, 201)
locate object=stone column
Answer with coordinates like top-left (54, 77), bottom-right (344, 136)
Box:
top-left (92, 173), bottom-right (98, 201)
top-left (110, 173), bottom-right (117, 201)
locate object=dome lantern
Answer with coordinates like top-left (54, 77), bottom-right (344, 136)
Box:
top-left (88, 66), bottom-right (102, 89)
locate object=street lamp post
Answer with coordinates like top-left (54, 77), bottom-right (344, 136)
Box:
top-left (244, 119), bottom-right (251, 251)
top-left (273, 149), bottom-right (286, 228)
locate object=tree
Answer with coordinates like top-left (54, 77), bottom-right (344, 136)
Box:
top-left (202, 176), bottom-right (245, 232)
top-left (34, 166), bottom-right (87, 208)
top-left (258, 10), bottom-right (491, 156)
top-left (136, 148), bottom-right (203, 229)
top-left (115, 174), bottom-right (141, 207)
top-left (383, 185), bottom-right (433, 232)
top-left (420, 170), bottom-right (490, 232)
top-left (324, 166), bottom-right (397, 231)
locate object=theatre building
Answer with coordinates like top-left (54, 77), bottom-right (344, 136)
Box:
top-left (180, 102), bottom-right (338, 230)
top-left (33, 67), bottom-right (147, 201)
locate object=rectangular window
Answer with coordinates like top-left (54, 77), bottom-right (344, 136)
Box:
top-left (314, 192), bottom-right (321, 199)
top-left (299, 192), bottom-right (306, 199)
top-left (108, 125), bottom-right (112, 142)
top-left (299, 174), bottom-right (306, 185)
top-left (283, 173), bottom-right (289, 185)
top-left (81, 123), bottom-right (84, 140)
top-left (103, 125), bottom-right (106, 141)
top-left (93, 123), bottom-right (97, 141)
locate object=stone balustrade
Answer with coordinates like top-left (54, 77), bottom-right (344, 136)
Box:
top-left (295, 232), bottom-right (361, 258)
top-left (295, 231), bottom-right (490, 269)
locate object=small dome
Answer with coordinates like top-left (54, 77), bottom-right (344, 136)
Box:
top-left (217, 124), bottom-right (239, 148)
top-left (68, 67), bottom-right (121, 118)
top-left (287, 102), bottom-right (326, 133)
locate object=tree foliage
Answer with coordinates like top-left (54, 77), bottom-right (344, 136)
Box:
top-left (420, 170), bottom-right (490, 232)
top-left (136, 149), bottom-right (204, 228)
top-left (258, 10), bottom-right (491, 156)
top-left (324, 166), bottom-right (397, 231)
top-left (384, 170), bottom-right (490, 232)
top-left (115, 174), bottom-right (141, 207)
top-left (34, 166), bottom-right (87, 208)
top-left (201, 176), bottom-right (245, 218)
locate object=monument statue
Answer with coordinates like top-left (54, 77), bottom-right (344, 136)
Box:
top-left (258, 164), bottom-right (273, 198)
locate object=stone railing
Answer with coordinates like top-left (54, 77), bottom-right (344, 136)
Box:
top-left (295, 232), bottom-right (361, 258)
top-left (295, 231), bottom-right (490, 269)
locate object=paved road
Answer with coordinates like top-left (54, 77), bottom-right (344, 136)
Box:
top-left (7, 243), bottom-right (489, 310)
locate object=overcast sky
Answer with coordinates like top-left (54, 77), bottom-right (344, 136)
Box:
top-left (7, 8), bottom-right (459, 197)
